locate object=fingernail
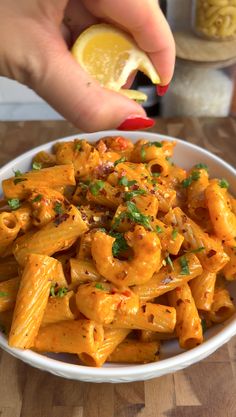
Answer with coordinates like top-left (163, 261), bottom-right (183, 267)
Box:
top-left (156, 83), bottom-right (170, 96)
top-left (117, 115), bottom-right (155, 131)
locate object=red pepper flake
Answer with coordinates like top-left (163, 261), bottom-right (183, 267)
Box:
top-left (207, 249), bottom-right (216, 258)
top-left (121, 290), bottom-right (131, 297)
top-left (54, 213), bottom-right (70, 227)
top-left (166, 309), bottom-right (172, 313)
top-left (141, 304), bottom-right (147, 313)
top-left (148, 314), bottom-right (154, 323)
top-left (176, 299), bottom-right (184, 306)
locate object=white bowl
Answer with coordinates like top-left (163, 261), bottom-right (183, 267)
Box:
top-left (0, 130), bottom-right (236, 383)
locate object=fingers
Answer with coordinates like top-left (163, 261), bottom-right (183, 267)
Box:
top-left (84, 0), bottom-right (175, 85)
top-left (64, 0), bottom-right (99, 42)
top-left (32, 39), bottom-right (147, 132)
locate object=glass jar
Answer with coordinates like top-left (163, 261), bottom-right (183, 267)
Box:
top-left (192, 0), bottom-right (236, 41)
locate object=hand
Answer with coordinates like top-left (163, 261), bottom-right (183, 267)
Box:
top-left (0, 0), bottom-right (175, 131)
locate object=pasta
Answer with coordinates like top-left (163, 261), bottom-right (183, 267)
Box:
top-left (0, 135), bottom-right (235, 367)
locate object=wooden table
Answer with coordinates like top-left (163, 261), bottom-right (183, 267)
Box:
top-left (0, 118), bottom-right (236, 417)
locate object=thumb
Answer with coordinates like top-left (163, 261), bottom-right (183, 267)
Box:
top-left (33, 43), bottom-right (150, 132)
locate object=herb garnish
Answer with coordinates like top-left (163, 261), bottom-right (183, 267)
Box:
top-left (13, 178), bottom-right (27, 185)
top-left (32, 194), bottom-right (43, 203)
top-left (32, 161), bottom-right (42, 170)
top-left (53, 202), bottom-right (63, 215)
top-left (75, 142), bottom-right (82, 152)
top-left (14, 170), bottom-right (22, 177)
top-left (194, 163), bottom-right (208, 171)
top-left (50, 285), bottom-right (68, 297)
top-left (141, 146), bottom-right (146, 162)
top-left (13, 170), bottom-right (27, 185)
top-left (182, 170), bottom-right (200, 188)
top-left (126, 201), bottom-right (152, 230)
top-left (166, 255), bottom-right (174, 271)
top-left (180, 256), bottom-right (190, 275)
top-left (189, 246), bottom-right (205, 254)
top-left (152, 141), bottom-right (163, 148)
top-left (118, 176), bottom-right (136, 187)
top-left (172, 229), bottom-right (178, 240)
top-left (114, 156), bottom-right (126, 166)
top-left (109, 231), bottom-right (129, 257)
top-left (0, 292), bottom-right (8, 297)
top-left (57, 287), bottom-right (68, 297)
top-left (111, 202), bottom-right (152, 231)
top-left (155, 225), bottom-right (163, 234)
top-left (8, 198), bottom-right (20, 210)
top-left (219, 178), bottom-right (229, 189)
top-left (89, 180), bottom-right (105, 196)
top-left (95, 283), bottom-right (105, 290)
top-left (124, 189), bottom-right (146, 201)
top-left (50, 285), bottom-right (56, 297)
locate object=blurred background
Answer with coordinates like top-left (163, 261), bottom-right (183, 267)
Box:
top-left (0, 0), bottom-right (235, 121)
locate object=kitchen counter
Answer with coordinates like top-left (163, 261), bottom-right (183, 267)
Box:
top-left (0, 118), bottom-right (235, 417)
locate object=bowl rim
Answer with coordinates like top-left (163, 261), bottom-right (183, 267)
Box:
top-left (1, 129), bottom-right (236, 381)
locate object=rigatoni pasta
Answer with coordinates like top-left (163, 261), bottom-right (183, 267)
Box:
top-left (0, 135), bottom-right (235, 367)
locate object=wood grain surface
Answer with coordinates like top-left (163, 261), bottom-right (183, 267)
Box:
top-left (174, 30), bottom-right (236, 68)
top-left (0, 118), bottom-right (236, 417)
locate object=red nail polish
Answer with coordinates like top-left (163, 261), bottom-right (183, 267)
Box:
top-left (117, 116), bottom-right (155, 131)
top-left (156, 84), bottom-right (170, 96)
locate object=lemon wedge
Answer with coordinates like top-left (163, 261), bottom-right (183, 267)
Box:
top-left (71, 23), bottom-right (160, 102)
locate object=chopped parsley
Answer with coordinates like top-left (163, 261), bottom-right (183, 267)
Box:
top-left (50, 285), bottom-right (68, 297)
top-left (32, 194), bottom-right (43, 203)
top-left (13, 170), bottom-right (27, 185)
top-left (179, 256), bottom-right (190, 275)
top-left (124, 189), bottom-right (146, 201)
top-left (111, 211), bottom-right (126, 230)
top-left (189, 246), bottom-right (205, 253)
top-left (172, 229), bottom-right (178, 240)
top-left (50, 285), bottom-right (56, 297)
top-left (182, 170), bottom-right (200, 188)
top-left (152, 141), bottom-right (163, 148)
top-left (57, 287), bottom-right (68, 297)
top-left (13, 177), bottom-right (27, 185)
top-left (219, 178), bottom-right (229, 189)
top-left (95, 283), bottom-right (105, 290)
top-left (8, 198), bottom-right (20, 210)
top-left (109, 231), bottom-right (129, 257)
top-left (194, 163), bottom-right (208, 171)
top-left (111, 202), bottom-right (152, 231)
top-left (166, 255), bottom-right (174, 271)
top-left (114, 156), bottom-right (126, 166)
top-left (89, 180), bottom-right (105, 196)
top-left (126, 201), bottom-right (152, 230)
top-left (152, 173), bottom-right (161, 177)
top-left (75, 142), bottom-right (82, 152)
top-left (53, 202), bottom-right (63, 215)
top-left (141, 146), bottom-right (146, 162)
top-left (118, 176), bottom-right (136, 187)
top-left (0, 292), bottom-right (8, 297)
top-left (32, 161), bottom-right (42, 170)
top-left (155, 225), bottom-right (163, 234)
top-left (201, 318), bottom-right (207, 333)
top-left (192, 171), bottom-right (201, 181)
top-left (14, 170), bottom-right (22, 177)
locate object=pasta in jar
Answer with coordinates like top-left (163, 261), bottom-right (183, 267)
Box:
top-left (192, 0), bottom-right (236, 40)
top-left (0, 135), bottom-right (235, 367)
